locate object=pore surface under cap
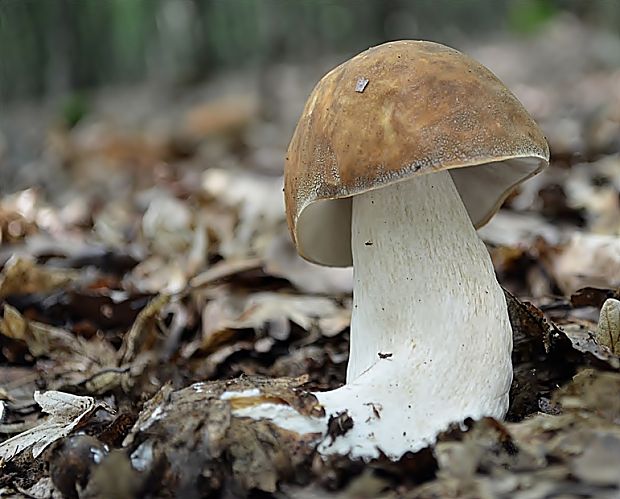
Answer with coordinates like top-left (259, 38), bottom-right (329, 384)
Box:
top-left (284, 40), bottom-right (549, 267)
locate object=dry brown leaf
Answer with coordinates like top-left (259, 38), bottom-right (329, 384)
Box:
top-left (553, 233), bottom-right (620, 294)
top-left (560, 323), bottom-right (620, 369)
top-left (478, 210), bottom-right (562, 247)
top-left (0, 304), bottom-right (105, 361)
top-left (201, 292), bottom-right (348, 349)
top-left (0, 190), bottom-right (40, 245)
top-left (571, 433), bottom-right (620, 487)
top-left (0, 255), bottom-right (78, 298)
top-left (119, 294), bottom-right (170, 364)
top-left (565, 156), bottom-right (620, 233)
top-left (202, 168), bottom-right (284, 258)
top-left (141, 194), bottom-right (194, 256)
top-left (264, 233), bottom-right (353, 295)
top-left (596, 298), bottom-right (620, 354)
top-left (92, 202), bottom-right (134, 248)
top-left (0, 305), bottom-right (120, 393)
top-left (556, 370), bottom-right (620, 422)
top-left (128, 256), bottom-right (188, 294)
top-left (69, 124), bottom-right (173, 167)
top-left (0, 391), bottom-right (96, 461)
top-left (184, 95), bottom-right (257, 139)
top-left (190, 257), bottom-right (263, 288)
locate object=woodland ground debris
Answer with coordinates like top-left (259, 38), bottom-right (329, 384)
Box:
top-left (1, 17), bottom-right (620, 498)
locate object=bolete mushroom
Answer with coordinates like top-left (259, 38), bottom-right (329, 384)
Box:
top-left (236, 41), bottom-right (549, 460)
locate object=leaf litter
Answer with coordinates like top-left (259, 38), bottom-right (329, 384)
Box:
top-left (0, 391), bottom-right (101, 461)
top-left (1, 16), bottom-right (620, 498)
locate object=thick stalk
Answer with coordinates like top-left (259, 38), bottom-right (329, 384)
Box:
top-left (314, 170), bottom-right (512, 458)
top-left (233, 170), bottom-right (513, 460)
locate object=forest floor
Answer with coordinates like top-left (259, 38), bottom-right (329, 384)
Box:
top-left (1, 16), bottom-right (620, 499)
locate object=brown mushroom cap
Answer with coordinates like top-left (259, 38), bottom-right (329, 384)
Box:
top-left (284, 40), bottom-right (549, 267)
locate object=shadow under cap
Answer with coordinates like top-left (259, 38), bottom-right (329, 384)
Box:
top-left (284, 40), bottom-right (549, 267)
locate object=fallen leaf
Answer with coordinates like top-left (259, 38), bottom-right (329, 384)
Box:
top-left (596, 298), bottom-right (620, 354)
top-left (0, 255), bottom-right (78, 298)
top-left (478, 210), bottom-right (561, 247)
top-left (560, 323), bottom-right (620, 369)
top-left (264, 233), bottom-right (353, 295)
top-left (0, 304), bottom-right (115, 363)
top-left (184, 95), bottom-right (257, 139)
top-left (200, 291), bottom-right (348, 350)
top-left (571, 287), bottom-right (620, 308)
top-left (141, 194), bottom-right (195, 256)
top-left (553, 233), bottom-right (620, 294)
top-left (0, 391), bottom-right (97, 461)
top-left (190, 257), bottom-right (263, 288)
top-left (571, 433), bottom-right (620, 487)
top-left (202, 168), bottom-right (284, 258)
top-left (0, 305), bottom-right (125, 394)
top-left (118, 294), bottom-right (170, 364)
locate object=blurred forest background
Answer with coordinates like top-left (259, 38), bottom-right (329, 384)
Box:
top-left (0, 0), bottom-right (620, 188)
top-left (2, 0), bottom-right (620, 102)
top-left (2, 1), bottom-right (620, 497)
top-left (2, 0), bottom-right (620, 197)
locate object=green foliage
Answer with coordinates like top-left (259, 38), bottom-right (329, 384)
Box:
top-left (0, 0), bottom-right (618, 102)
top-left (509, 0), bottom-right (557, 34)
top-left (61, 93), bottom-right (89, 129)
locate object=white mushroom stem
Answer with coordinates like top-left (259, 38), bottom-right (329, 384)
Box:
top-left (233, 170), bottom-right (513, 460)
top-left (346, 169), bottom-right (511, 383)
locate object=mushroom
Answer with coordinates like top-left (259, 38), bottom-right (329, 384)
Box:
top-left (236, 41), bottom-right (549, 460)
